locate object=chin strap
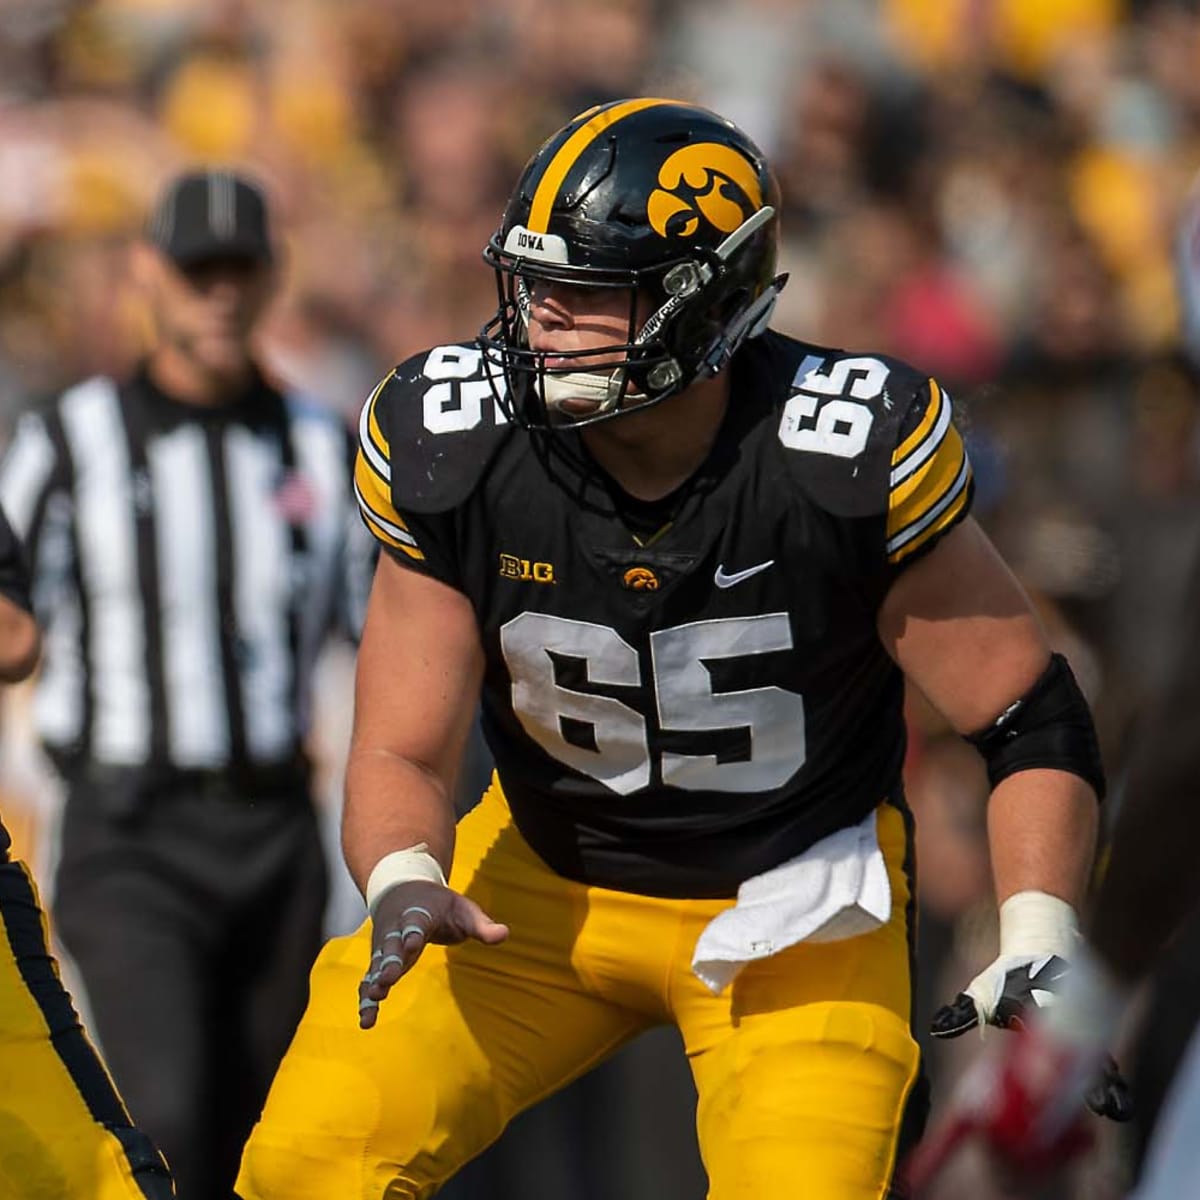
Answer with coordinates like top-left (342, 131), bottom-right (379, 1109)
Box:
top-left (541, 369), bottom-right (632, 417)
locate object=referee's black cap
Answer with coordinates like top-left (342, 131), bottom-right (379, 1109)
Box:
top-left (147, 169), bottom-right (274, 267)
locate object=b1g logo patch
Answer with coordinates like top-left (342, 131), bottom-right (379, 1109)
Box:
top-left (647, 144), bottom-right (763, 240)
top-left (499, 553), bottom-right (555, 584)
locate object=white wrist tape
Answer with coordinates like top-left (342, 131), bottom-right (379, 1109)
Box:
top-left (966, 890), bottom-right (1081, 1027)
top-left (998, 889), bottom-right (1080, 958)
top-left (365, 844), bottom-right (447, 917)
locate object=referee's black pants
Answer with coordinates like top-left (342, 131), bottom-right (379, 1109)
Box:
top-left (53, 767), bottom-right (328, 1200)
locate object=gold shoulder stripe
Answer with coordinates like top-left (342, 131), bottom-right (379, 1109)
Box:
top-left (353, 452), bottom-right (409, 531)
top-left (368, 385), bottom-right (390, 457)
top-left (528, 98), bottom-right (674, 234)
top-left (358, 370), bottom-right (395, 483)
top-left (353, 459), bottom-right (422, 560)
top-left (892, 379), bottom-right (944, 469)
top-left (887, 424), bottom-right (966, 541)
top-left (887, 447), bottom-right (971, 560)
top-left (888, 423), bottom-right (964, 520)
top-left (888, 476), bottom-right (971, 565)
top-left (358, 509), bottom-right (425, 561)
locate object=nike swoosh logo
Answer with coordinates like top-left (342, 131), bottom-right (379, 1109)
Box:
top-left (714, 559), bottom-right (774, 588)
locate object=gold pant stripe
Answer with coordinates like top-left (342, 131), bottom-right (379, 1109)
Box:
top-left (0, 858), bottom-right (166, 1200)
top-left (239, 781), bottom-right (921, 1200)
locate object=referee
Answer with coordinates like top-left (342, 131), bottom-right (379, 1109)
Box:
top-left (0, 500), bottom-right (174, 1199)
top-left (0, 169), bottom-right (373, 1200)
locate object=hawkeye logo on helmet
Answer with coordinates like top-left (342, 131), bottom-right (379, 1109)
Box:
top-left (647, 144), bottom-right (763, 240)
top-left (503, 226), bottom-right (570, 264)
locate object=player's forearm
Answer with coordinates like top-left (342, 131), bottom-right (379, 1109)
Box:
top-left (342, 746), bottom-right (458, 895)
top-left (986, 768), bottom-right (1099, 909)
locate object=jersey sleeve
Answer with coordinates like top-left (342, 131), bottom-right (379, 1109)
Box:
top-left (777, 345), bottom-right (974, 609)
top-left (354, 370), bottom-right (461, 588)
top-left (884, 377), bottom-right (973, 569)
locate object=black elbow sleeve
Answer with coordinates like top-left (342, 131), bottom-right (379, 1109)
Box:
top-left (964, 652), bottom-right (1106, 801)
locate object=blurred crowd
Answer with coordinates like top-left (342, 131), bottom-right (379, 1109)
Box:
top-left (3, 1), bottom-right (1200, 1198)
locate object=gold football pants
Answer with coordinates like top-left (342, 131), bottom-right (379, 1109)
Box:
top-left (238, 780), bottom-right (923, 1200)
top-left (0, 856), bottom-right (173, 1200)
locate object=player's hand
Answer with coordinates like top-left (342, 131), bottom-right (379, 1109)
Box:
top-left (934, 893), bottom-right (1079, 1038)
top-left (930, 951), bottom-right (1070, 1037)
top-left (903, 1019), bottom-right (1098, 1192)
top-left (357, 879), bottom-right (508, 1030)
top-left (930, 952), bottom-right (1132, 1121)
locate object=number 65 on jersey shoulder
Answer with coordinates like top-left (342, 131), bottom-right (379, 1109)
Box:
top-left (777, 350), bottom-right (972, 568)
top-left (778, 353), bottom-right (891, 460)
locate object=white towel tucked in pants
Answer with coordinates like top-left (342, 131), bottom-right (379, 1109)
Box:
top-left (691, 808), bottom-right (892, 994)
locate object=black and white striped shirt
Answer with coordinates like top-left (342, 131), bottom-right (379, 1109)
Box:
top-left (0, 365), bottom-right (373, 772)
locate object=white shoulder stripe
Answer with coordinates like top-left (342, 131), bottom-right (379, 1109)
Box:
top-left (890, 388), bottom-right (953, 488)
top-left (886, 455), bottom-right (971, 555)
top-left (358, 398), bottom-right (391, 482)
top-left (354, 480), bottom-right (416, 546)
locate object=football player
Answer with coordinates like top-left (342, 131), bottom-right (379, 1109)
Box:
top-left (0, 501), bottom-right (174, 1199)
top-left (238, 99), bottom-right (1109, 1200)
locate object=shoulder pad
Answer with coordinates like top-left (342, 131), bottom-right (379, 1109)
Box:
top-left (774, 345), bottom-right (933, 519)
top-left (365, 343), bottom-right (514, 515)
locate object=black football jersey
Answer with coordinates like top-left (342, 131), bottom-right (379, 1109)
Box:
top-left (355, 330), bottom-right (973, 898)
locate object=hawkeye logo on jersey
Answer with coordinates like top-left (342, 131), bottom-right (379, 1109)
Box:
top-left (499, 553), bottom-right (555, 584)
top-left (622, 566), bottom-right (660, 591)
top-left (647, 144), bottom-right (763, 240)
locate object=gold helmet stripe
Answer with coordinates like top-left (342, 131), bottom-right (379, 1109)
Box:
top-left (527, 97), bottom-right (676, 234)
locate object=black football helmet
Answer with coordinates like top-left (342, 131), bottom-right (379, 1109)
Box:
top-left (479, 98), bottom-right (786, 429)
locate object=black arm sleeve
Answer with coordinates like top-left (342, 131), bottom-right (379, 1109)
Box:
top-left (965, 652), bottom-right (1106, 801)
